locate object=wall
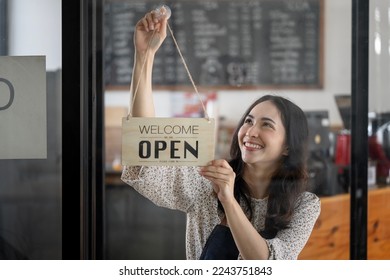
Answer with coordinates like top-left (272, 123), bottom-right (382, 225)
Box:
top-left (8, 0), bottom-right (61, 71)
top-left (369, 0), bottom-right (390, 114)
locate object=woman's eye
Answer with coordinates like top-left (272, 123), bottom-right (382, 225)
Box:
top-left (244, 118), bottom-right (253, 124)
top-left (263, 122), bottom-right (274, 128)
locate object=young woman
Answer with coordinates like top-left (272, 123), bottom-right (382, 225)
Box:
top-left (121, 9), bottom-right (320, 260)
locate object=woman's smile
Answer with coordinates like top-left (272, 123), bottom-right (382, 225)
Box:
top-left (243, 140), bottom-right (264, 151)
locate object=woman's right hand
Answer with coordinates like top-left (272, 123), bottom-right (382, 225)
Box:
top-left (199, 160), bottom-right (237, 206)
top-left (134, 9), bottom-right (168, 55)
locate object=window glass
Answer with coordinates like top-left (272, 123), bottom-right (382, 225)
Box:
top-left (367, 0), bottom-right (390, 260)
top-left (0, 0), bottom-right (62, 259)
top-left (103, 0), bottom-right (355, 260)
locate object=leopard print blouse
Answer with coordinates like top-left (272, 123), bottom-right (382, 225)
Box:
top-left (121, 165), bottom-right (321, 260)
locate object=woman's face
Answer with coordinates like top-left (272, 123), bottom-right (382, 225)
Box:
top-left (238, 100), bottom-right (288, 169)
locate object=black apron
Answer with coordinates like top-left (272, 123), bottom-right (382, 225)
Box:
top-left (199, 224), bottom-right (239, 260)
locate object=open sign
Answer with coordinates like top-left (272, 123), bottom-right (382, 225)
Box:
top-left (122, 117), bottom-right (215, 166)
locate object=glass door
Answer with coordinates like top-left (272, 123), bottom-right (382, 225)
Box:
top-left (101, 0), bottom-right (362, 260)
top-left (1, 0), bottom-right (105, 260)
top-left (0, 0), bottom-right (62, 259)
top-left (367, 0), bottom-right (390, 259)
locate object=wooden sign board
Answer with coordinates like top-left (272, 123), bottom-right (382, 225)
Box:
top-left (122, 117), bottom-right (215, 166)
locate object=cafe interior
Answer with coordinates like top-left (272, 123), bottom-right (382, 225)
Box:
top-left (0, 0), bottom-right (389, 260)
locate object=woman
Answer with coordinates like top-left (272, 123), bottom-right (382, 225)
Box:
top-left (121, 9), bottom-right (320, 260)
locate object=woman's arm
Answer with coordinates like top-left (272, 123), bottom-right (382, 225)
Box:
top-left (223, 199), bottom-right (270, 259)
top-left (130, 10), bottom-right (168, 117)
top-left (199, 159), bottom-right (270, 259)
top-left (122, 10), bottom-right (218, 213)
top-left (200, 160), bottom-right (320, 259)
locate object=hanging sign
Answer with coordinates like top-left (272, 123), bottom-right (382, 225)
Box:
top-left (122, 117), bottom-right (215, 166)
top-left (0, 56), bottom-right (47, 159)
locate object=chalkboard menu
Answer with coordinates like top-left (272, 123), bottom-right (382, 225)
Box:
top-left (104, 0), bottom-right (323, 89)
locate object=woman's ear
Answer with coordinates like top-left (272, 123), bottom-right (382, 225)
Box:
top-left (282, 146), bottom-right (289, 156)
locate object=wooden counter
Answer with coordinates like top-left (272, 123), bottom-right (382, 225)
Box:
top-left (299, 187), bottom-right (390, 259)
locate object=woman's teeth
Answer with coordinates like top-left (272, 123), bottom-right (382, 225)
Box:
top-left (245, 142), bottom-right (262, 149)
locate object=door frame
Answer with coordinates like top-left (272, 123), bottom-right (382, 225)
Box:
top-left (62, 0), bottom-right (104, 260)
top-left (350, 0), bottom-right (369, 260)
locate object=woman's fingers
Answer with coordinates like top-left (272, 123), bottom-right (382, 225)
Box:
top-left (199, 167), bottom-right (228, 180)
top-left (205, 159), bottom-right (231, 168)
top-left (199, 160), bottom-right (235, 185)
top-left (135, 11), bottom-right (167, 54)
top-left (139, 12), bottom-right (164, 32)
top-left (201, 160), bottom-right (232, 175)
top-left (199, 160), bottom-right (236, 204)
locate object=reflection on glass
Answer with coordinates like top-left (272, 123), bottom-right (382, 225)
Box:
top-left (103, 0), bottom-right (353, 260)
top-left (0, 0), bottom-right (62, 259)
top-left (368, 0), bottom-right (390, 260)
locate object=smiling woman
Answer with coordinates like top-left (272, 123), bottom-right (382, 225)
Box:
top-left (120, 8), bottom-right (320, 260)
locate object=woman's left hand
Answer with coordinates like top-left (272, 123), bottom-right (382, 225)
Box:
top-left (199, 159), bottom-right (236, 205)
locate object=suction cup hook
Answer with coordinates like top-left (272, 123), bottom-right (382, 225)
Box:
top-left (154, 4), bottom-right (171, 20)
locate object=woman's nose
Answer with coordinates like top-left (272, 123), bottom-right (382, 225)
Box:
top-left (246, 125), bottom-right (259, 137)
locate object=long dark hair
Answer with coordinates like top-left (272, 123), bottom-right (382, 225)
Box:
top-left (225, 95), bottom-right (309, 239)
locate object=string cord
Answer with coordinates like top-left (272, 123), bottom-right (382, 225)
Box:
top-left (129, 21), bottom-right (210, 121)
top-left (166, 23), bottom-right (210, 120)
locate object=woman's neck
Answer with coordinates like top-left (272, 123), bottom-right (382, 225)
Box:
top-left (242, 165), bottom-right (272, 199)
